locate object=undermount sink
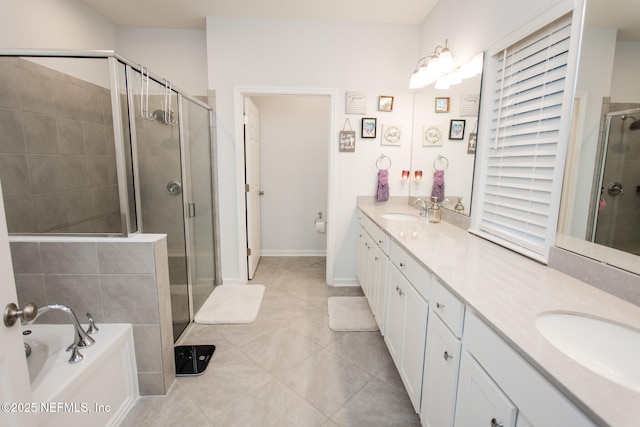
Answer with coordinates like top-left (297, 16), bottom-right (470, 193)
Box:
top-left (380, 213), bottom-right (420, 221)
top-left (536, 312), bottom-right (640, 391)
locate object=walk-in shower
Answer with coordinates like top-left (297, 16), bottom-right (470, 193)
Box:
top-left (0, 52), bottom-right (220, 340)
top-left (590, 107), bottom-right (640, 255)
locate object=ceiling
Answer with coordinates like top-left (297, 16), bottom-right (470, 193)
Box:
top-left (78, 0), bottom-right (440, 29)
top-left (78, 0), bottom-right (640, 41)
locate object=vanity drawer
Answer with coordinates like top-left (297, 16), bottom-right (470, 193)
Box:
top-left (370, 225), bottom-right (390, 255)
top-left (359, 211), bottom-right (390, 255)
top-left (389, 240), bottom-right (431, 300)
top-left (431, 278), bottom-right (465, 338)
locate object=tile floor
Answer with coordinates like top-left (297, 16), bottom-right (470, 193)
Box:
top-left (120, 257), bottom-right (421, 427)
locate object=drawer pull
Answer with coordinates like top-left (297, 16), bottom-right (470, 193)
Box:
top-left (490, 418), bottom-right (504, 427)
top-left (398, 288), bottom-right (405, 296)
top-left (443, 351), bottom-right (454, 361)
top-left (374, 256), bottom-right (379, 261)
top-left (399, 262), bottom-right (405, 267)
top-left (378, 240), bottom-right (383, 244)
top-left (436, 302), bottom-right (445, 309)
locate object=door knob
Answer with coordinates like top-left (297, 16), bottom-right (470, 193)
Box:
top-left (258, 190), bottom-right (264, 196)
top-left (607, 181), bottom-right (624, 196)
top-left (3, 302), bottom-right (38, 327)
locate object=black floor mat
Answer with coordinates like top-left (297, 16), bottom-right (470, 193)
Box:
top-left (174, 345), bottom-right (216, 376)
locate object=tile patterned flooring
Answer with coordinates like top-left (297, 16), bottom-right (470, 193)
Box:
top-left (120, 257), bottom-right (421, 427)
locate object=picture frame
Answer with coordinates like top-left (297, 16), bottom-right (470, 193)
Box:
top-left (378, 96), bottom-right (394, 112)
top-left (449, 119), bottom-right (466, 140)
top-left (422, 125), bottom-right (444, 147)
top-left (381, 124), bottom-right (402, 146)
top-left (435, 97), bottom-right (450, 113)
top-left (345, 91), bottom-right (367, 114)
top-left (361, 118), bottom-right (377, 138)
top-left (339, 130), bottom-right (356, 152)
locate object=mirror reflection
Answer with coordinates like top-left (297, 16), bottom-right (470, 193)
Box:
top-left (409, 54), bottom-right (483, 216)
top-left (558, 0), bottom-right (640, 274)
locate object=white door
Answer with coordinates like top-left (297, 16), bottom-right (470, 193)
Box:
top-left (244, 97), bottom-right (262, 279)
top-left (0, 183), bottom-right (35, 427)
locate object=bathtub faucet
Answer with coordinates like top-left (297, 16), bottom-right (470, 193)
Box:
top-left (29, 304), bottom-right (95, 349)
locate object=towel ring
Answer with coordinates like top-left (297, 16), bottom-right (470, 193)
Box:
top-left (376, 154), bottom-right (392, 170)
top-left (433, 155), bottom-right (448, 171)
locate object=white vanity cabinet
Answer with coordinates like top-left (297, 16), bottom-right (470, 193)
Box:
top-left (357, 212), bottom-right (390, 333)
top-left (455, 313), bottom-right (596, 427)
top-left (420, 279), bottom-right (465, 427)
top-left (386, 240), bottom-right (431, 412)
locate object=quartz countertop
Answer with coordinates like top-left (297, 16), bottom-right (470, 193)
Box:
top-left (358, 200), bottom-right (640, 427)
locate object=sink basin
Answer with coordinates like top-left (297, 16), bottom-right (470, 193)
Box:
top-left (536, 312), bottom-right (640, 391)
top-left (380, 213), bottom-right (420, 221)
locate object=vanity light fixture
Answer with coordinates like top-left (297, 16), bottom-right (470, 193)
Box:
top-left (409, 39), bottom-right (455, 89)
top-left (414, 170), bottom-right (423, 181)
top-left (402, 170), bottom-right (410, 181)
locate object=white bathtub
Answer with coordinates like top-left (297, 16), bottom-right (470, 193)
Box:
top-left (22, 324), bottom-right (139, 427)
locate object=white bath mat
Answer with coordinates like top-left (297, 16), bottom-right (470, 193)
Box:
top-left (194, 284), bottom-right (265, 324)
top-left (327, 296), bottom-right (378, 332)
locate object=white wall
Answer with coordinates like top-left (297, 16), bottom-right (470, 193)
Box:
top-left (568, 28), bottom-right (617, 238)
top-left (206, 18), bottom-right (418, 283)
top-left (252, 95), bottom-right (329, 256)
top-left (610, 40), bottom-right (640, 102)
top-left (0, 0), bottom-right (116, 50)
top-left (117, 28), bottom-right (208, 96)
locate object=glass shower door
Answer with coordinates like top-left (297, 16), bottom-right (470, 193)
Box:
top-left (593, 110), bottom-right (640, 255)
top-left (130, 69), bottom-right (190, 339)
top-left (181, 98), bottom-right (216, 315)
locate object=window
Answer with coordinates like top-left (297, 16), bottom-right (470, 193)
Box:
top-left (472, 13), bottom-right (575, 263)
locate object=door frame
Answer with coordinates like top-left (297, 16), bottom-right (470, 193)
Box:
top-left (233, 86), bottom-right (337, 283)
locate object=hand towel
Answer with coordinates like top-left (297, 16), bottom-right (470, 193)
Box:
top-left (431, 170), bottom-right (445, 202)
top-left (376, 169), bottom-right (389, 202)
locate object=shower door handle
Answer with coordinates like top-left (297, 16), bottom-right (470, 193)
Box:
top-left (607, 182), bottom-right (624, 196)
top-left (185, 203), bottom-right (196, 219)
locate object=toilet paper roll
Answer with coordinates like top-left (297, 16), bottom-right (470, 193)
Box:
top-left (315, 219), bottom-right (326, 233)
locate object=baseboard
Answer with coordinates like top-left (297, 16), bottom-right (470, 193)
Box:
top-left (261, 250), bottom-right (327, 257)
top-left (330, 277), bottom-right (360, 287)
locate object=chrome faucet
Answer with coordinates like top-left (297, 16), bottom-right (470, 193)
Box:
top-left (414, 198), bottom-right (428, 217)
top-left (28, 304), bottom-right (95, 363)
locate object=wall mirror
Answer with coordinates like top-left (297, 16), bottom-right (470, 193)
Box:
top-left (557, 0), bottom-right (640, 275)
top-left (409, 53), bottom-right (484, 216)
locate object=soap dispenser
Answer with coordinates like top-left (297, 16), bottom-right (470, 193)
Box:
top-left (428, 196), bottom-right (442, 223)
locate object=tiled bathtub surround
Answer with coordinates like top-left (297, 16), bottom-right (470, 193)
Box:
top-left (0, 56), bottom-right (120, 234)
top-left (9, 234), bottom-right (174, 395)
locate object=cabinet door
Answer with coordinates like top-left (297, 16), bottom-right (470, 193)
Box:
top-left (357, 225), bottom-right (367, 286)
top-left (421, 314), bottom-right (462, 427)
top-left (455, 352), bottom-right (517, 427)
top-left (385, 264), bottom-right (405, 366)
top-left (373, 245), bottom-right (388, 335)
top-left (401, 279), bottom-right (429, 412)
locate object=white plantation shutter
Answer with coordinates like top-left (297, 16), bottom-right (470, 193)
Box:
top-left (473, 13), bottom-right (574, 262)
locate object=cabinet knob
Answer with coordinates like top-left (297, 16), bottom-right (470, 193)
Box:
top-left (443, 351), bottom-right (454, 361)
top-left (374, 256), bottom-right (379, 261)
top-left (399, 262), bottom-right (405, 268)
top-left (398, 288), bottom-right (405, 296)
top-left (436, 302), bottom-right (445, 309)
top-left (378, 240), bottom-right (383, 244)
top-left (490, 418), bottom-right (504, 427)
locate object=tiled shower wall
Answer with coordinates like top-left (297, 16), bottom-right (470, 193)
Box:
top-left (9, 235), bottom-right (175, 396)
top-left (0, 57), bottom-right (121, 233)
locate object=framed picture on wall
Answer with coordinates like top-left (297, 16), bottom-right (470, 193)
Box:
top-left (435, 97), bottom-right (450, 113)
top-left (378, 96), bottom-right (394, 112)
top-left (361, 118), bottom-right (377, 138)
top-left (449, 119), bottom-right (466, 140)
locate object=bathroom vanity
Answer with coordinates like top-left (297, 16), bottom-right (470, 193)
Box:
top-left (357, 198), bottom-right (640, 427)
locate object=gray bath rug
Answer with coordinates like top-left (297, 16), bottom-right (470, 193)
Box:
top-left (194, 284), bottom-right (265, 324)
top-left (327, 296), bottom-right (378, 332)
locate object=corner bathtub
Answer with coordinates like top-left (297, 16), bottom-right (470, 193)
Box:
top-left (23, 323), bottom-right (139, 427)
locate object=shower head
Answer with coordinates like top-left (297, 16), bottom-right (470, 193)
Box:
top-left (152, 109), bottom-right (175, 125)
top-left (621, 114), bottom-right (640, 130)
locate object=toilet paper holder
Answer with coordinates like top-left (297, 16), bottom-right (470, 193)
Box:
top-left (314, 212), bottom-right (326, 233)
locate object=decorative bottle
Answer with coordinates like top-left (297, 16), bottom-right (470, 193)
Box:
top-left (428, 196), bottom-right (442, 223)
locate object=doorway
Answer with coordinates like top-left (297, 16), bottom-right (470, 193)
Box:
top-left (237, 88), bottom-right (335, 282)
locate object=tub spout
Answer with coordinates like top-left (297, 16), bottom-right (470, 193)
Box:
top-left (29, 304), bottom-right (95, 349)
